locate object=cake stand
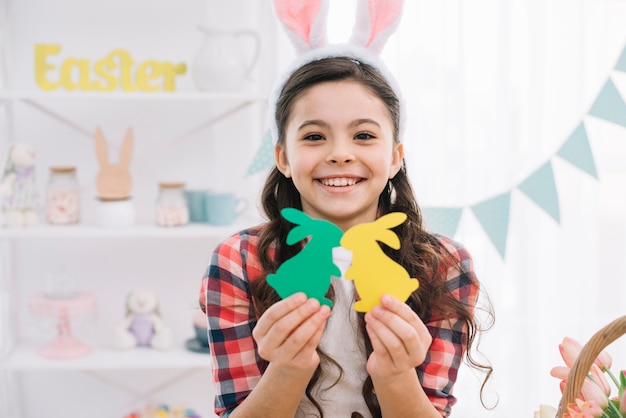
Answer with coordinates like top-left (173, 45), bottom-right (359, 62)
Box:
top-left (29, 291), bottom-right (97, 359)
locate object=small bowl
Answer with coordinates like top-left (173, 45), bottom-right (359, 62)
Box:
top-left (194, 325), bottom-right (209, 347)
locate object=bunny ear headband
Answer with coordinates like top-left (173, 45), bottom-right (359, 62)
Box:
top-left (269, 0), bottom-right (406, 144)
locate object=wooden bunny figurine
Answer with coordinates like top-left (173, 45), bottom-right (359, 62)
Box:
top-left (267, 208), bottom-right (344, 307)
top-left (341, 212), bottom-right (419, 312)
top-left (94, 127), bottom-right (133, 200)
top-left (114, 289), bottom-right (173, 350)
top-left (1, 143), bottom-right (40, 227)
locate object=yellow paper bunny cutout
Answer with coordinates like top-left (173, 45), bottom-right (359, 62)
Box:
top-left (340, 212), bottom-right (419, 312)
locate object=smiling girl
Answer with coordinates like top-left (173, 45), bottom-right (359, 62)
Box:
top-left (200, 1), bottom-right (493, 417)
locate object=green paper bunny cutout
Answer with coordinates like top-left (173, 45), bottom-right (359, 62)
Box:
top-left (266, 208), bottom-right (344, 307)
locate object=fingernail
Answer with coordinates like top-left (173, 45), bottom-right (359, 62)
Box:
top-left (307, 298), bottom-right (320, 311)
top-left (381, 294), bottom-right (392, 305)
top-left (318, 305), bottom-right (331, 318)
top-left (294, 293), bottom-right (306, 304)
top-left (371, 305), bottom-right (383, 318)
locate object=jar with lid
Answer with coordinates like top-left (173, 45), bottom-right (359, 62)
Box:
top-left (46, 166), bottom-right (80, 225)
top-left (155, 182), bottom-right (189, 227)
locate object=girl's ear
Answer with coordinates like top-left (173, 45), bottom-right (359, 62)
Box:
top-left (275, 144), bottom-right (291, 178)
top-left (389, 142), bottom-right (404, 179)
top-left (273, 0), bottom-right (329, 54)
top-left (351, 0), bottom-right (404, 55)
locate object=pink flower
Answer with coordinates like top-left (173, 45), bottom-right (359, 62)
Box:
top-left (580, 379), bottom-right (608, 409)
top-left (550, 365), bottom-right (569, 380)
top-left (594, 348), bottom-right (613, 371)
top-left (551, 364), bottom-right (609, 410)
top-left (562, 399), bottom-right (604, 418)
top-left (620, 387), bottom-right (626, 414)
top-left (588, 364), bottom-right (611, 396)
top-left (559, 337), bottom-right (612, 371)
top-left (560, 337), bottom-right (584, 367)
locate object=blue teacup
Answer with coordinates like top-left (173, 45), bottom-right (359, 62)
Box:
top-left (205, 192), bottom-right (248, 226)
top-left (185, 190), bottom-right (209, 223)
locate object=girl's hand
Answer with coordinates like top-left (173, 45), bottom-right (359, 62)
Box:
top-left (252, 292), bottom-right (331, 379)
top-left (364, 294), bottom-right (432, 382)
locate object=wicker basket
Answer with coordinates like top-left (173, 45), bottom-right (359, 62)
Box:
top-left (557, 315), bottom-right (626, 417)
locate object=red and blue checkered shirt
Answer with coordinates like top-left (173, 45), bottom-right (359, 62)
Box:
top-left (201, 226), bottom-right (479, 417)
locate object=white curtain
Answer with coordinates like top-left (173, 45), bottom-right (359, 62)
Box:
top-left (277, 1), bottom-right (626, 416)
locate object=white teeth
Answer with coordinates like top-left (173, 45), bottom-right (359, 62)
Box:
top-left (321, 178), bottom-right (357, 187)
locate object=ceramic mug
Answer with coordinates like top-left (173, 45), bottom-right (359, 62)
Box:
top-left (205, 192), bottom-right (248, 226)
top-left (185, 190), bottom-right (209, 223)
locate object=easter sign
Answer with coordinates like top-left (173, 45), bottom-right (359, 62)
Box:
top-left (268, 208), bottom-right (419, 313)
top-left (34, 44), bottom-right (187, 92)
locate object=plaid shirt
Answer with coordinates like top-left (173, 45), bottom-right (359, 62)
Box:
top-left (201, 226), bottom-right (479, 417)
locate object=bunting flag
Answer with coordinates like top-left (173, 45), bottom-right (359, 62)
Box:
top-left (245, 41), bottom-right (626, 259)
top-left (421, 207), bottom-right (463, 238)
top-left (588, 78), bottom-right (626, 128)
top-left (517, 161), bottom-right (560, 223)
top-left (556, 122), bottom-right (598, 179)
top-left (245, 129), bottom-right (274, 176)
top-left (470, 192), bottom-right (511, 258)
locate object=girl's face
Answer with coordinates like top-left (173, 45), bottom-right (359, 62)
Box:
top-left (275, 79), bottom-right (404, 231)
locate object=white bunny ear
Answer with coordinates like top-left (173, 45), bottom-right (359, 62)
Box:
top-left (272, 0), bottom-right (329, 54)
top-left (350, 0), bottom-right (404, 55)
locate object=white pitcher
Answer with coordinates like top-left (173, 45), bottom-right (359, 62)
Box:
top-left (192, 26), bottom-right (260, 92)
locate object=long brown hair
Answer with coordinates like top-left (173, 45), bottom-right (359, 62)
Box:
top-left (251, 57), bottom-right (493, 417)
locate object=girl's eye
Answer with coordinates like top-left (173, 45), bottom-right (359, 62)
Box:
top-left (355, 132), bottom-right (375, 140)
top-left (303, 133), bottom-right (324, 141)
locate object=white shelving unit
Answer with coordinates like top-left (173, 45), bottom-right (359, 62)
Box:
top-left (0, 222), bottom-right (252, 239)
top-left (0, 1), bottom-right (277, 417)
top-left (3, 342), bottom-right (211, 371)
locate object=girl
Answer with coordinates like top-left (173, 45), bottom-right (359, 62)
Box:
top-left (200, 1), bottom-right (492, 417)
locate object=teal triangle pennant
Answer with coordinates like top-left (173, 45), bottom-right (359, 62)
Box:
top-left (616, 43), bottom-right (626, 73)
top-left (245, 129), bottom-right (275, 176)
top-left (556, 122), bottom-right (598, 179)
top-left (588, 78), bottom-right (626, 127)
top-left (471, 192), bottom-right (511, 258)
top-left (421, 207), bottom-right (463, 237)
top-left (517, 161), bottom-right (560, 223)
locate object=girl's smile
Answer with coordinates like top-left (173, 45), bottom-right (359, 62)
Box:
top-left (275, 79), bottom-right (404, 231)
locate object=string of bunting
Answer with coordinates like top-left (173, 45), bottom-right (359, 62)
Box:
top-left (245, 43), bottom-right (626, 259)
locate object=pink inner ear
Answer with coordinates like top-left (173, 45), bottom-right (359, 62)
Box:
top-left (367, 0), bottom-right (402, 47)
top-left (275, 0), bottom-right (322, 44)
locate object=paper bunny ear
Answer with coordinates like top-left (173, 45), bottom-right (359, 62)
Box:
top-left (350, 0), bottom-right (404, 55)
top-left (272, 0), bottom-right (329, 54)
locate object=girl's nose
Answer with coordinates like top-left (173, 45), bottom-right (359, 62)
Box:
top-left (327, 139), bottom-right (354, 164)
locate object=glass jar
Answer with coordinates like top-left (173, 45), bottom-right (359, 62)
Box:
top-left (46, 166), bottom-right (80, 225)
top-left (155, 182), bottom-right (189, 227)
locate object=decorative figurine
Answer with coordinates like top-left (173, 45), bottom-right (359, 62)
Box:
top-left (114, 289), bottom-right (172, 350)
top-left (94, 126), bottom-right (133, 200)
top-left (1, 143), bottom-right (40, 227)
top-left (93, 127), bottom-right (136, 227)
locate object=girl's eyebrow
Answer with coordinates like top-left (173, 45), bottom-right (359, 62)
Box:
top-left (298, 118), bottom-right (381, 131)
top-left (349, 118), bottom-right (381, 128)
top-left (298, 119), bottom-right (328, 131)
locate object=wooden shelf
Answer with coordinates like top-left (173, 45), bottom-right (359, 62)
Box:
top-left (2, 341), bottom-right (211, 371)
